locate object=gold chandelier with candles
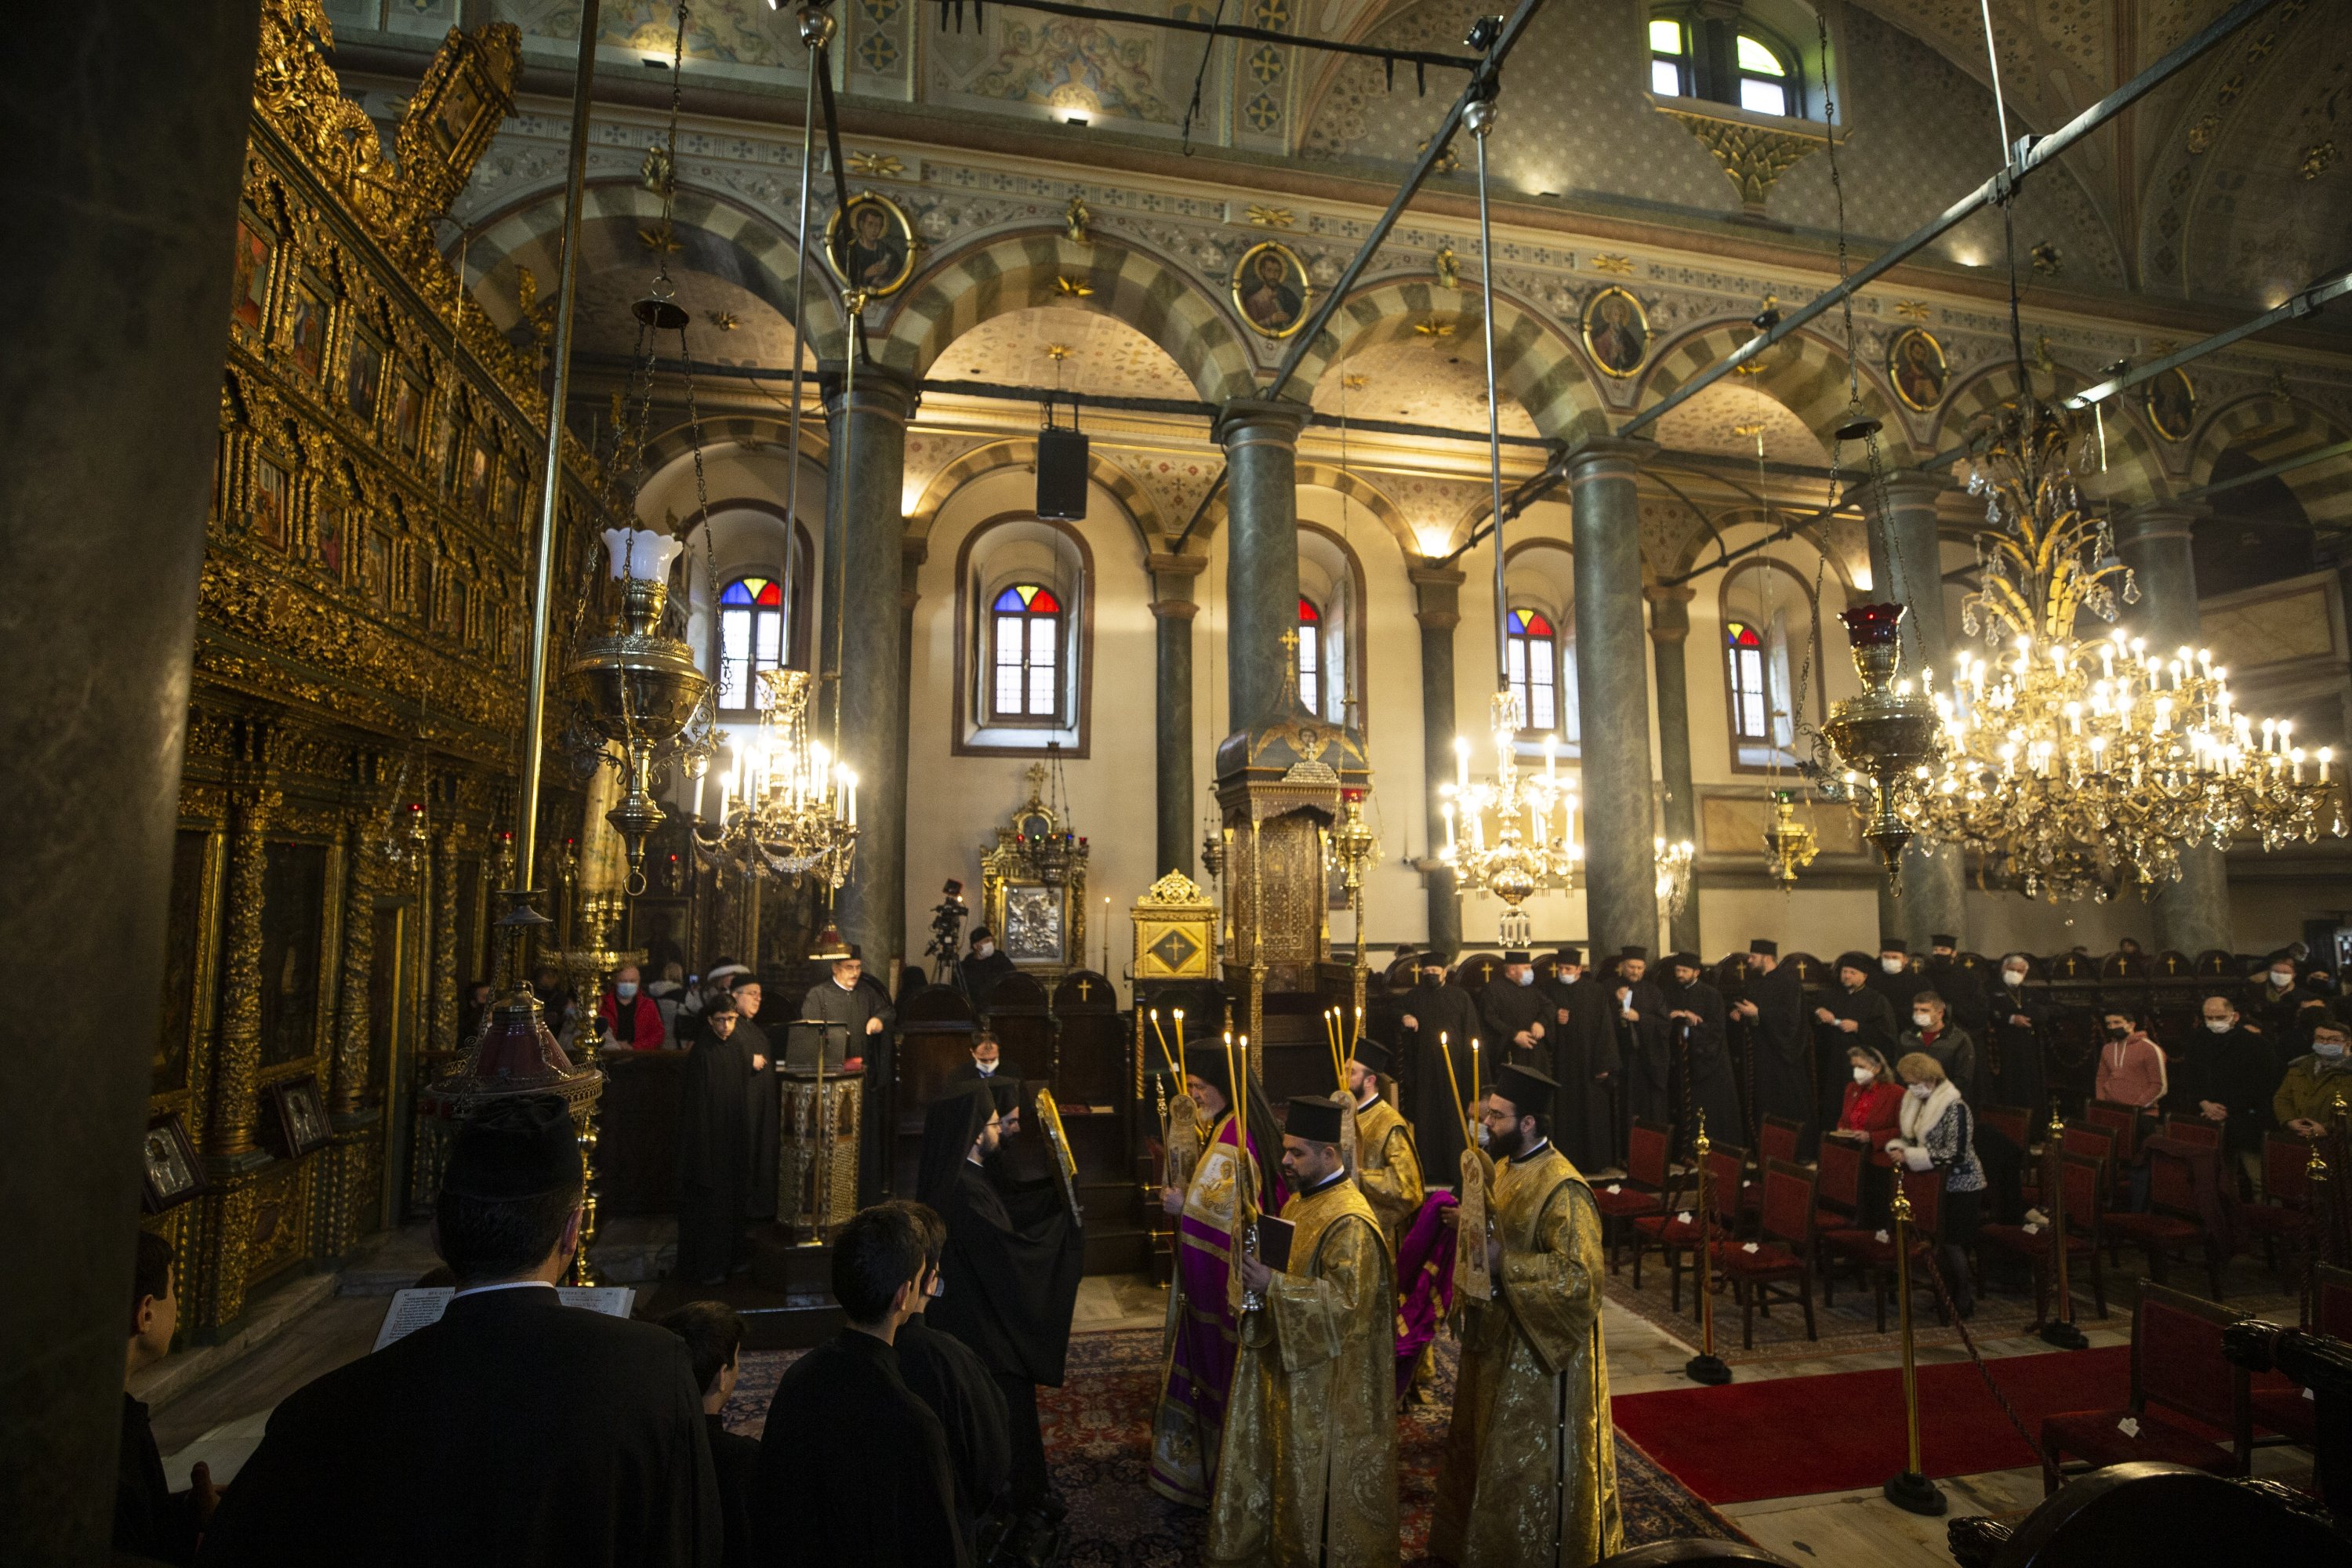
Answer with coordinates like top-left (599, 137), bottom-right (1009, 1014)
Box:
top-left (1438, 691), bottom-right (1581, 946)
top-left (1828, 398), bottom-right (2343, 902)
top-left (691, 666), bottom-right (859, 891)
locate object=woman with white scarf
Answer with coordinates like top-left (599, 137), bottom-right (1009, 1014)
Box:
top-left (1886, 1052), bottom-right (1986, 1319)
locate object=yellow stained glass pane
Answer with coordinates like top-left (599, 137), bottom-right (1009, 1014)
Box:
top-left (1649, 18), bottom-right (1683, 54)
top-left (1737, 34), bottom-right (1784, 74)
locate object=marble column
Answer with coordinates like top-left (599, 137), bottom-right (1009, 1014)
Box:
top-left (1216, 398), bottom-right (1308, 732)
top-left (1646, 583), bottom-right (1702, 954)
top-left (1411, 563), bottom-right (1465, 956)
top-left (1, 5), bottom-right (263, 1553)
top-left (819, 358), bottom-right (916, 967)
top-left (1569, 440), bottom-right (1664, 956)
top-left (2118, 500), bottom-right (2231, 955)
top-left (1860, 470), bottom-right (1966, 949)
top-left (1150, 553), bottom-right (1207, 878)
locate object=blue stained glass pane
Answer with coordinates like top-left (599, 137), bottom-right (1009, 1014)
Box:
top-left (720, 579), bottom-right (754, 605)
top-left (993, 586), bottom-right (1027, 612)
top-left (1508, 609), bottom-right (1527, 634)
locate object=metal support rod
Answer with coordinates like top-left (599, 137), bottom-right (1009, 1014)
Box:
top-left (1976, 0), bottom-right (2013, 165)
top-left (1618, 0), bottom-right (2284, 443)
top-left (1263, 0), bottom-right (1549, 405)
top-left (516, 0), bottom-right (603, 895)
top-left (952, 0), bottom-right (1483, 72)
top-left (2187, 437), bottom-right (2352, 503)
top-left (1470, 97), bottom-right (1507, 688)
top-left (780, 6), bottom-right (835, 677)
top-left (2063, 268), bottom-right (2352, 412)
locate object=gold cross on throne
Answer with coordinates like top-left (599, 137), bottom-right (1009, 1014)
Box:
top-left (1075, 978), bottom-right (1093, 1000)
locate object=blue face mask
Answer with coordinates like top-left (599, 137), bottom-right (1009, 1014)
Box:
top-left (615, 982), bottom-right (639, 1001)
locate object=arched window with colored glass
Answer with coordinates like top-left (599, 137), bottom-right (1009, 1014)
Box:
top-left (716, 574), bottom-right (786, 714)
top-left (1296, 597), bottom-right (1323, 714)
top-left (989, 583), bottom-right (1063, 723)
top-left (1506, 608), bottom-right (1561, 733)
top-left (1647, 8), bottom-right (1809, 118)
top-left (1726, 619), bottom-right (1771, 741)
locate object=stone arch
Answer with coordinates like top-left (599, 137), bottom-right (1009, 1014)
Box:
top-left (1294, 275), bottom-right (1606, 445)
top-left (640, 413), bottom-right (829, 476)
top-left (1637, 318), bottom-right (1919, 464)
top-left (871, 230), bottom-right (1256, 405)
top-left (904, 436), bottom-right (1157, 549)
top-left (1934, 361), bottom-right (2169, 503)
top-left (2188, 394), bottom-right (2352, 532)
top-left (1294, 459), bottom-right (1417, 559)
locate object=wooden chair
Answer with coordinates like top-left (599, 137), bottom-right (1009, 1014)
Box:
top-left (2240, 1133), bottom-right (2315, 1276)
top-left (1759, 1113), bottom-right (1804, 1167)
top-left (2084, 1099), bottom-right (2145, 1207)
top-left (1976, 1151), bottom-right (2108, 1322)
top-left (1595, 1117), bottom-right (1673, 1272)
top-left (2162, 1116), bottom-right (2223, 1152)
top-left (1631, 1143), bottom-right (1745, 1313)
top-left (1813, 1134), bottom-right (1864, 1240)
top-left (1713, 1157), bottom-right (1819, 1348)
top-left (2316, 1261), bottom-right (2352, 1338)
top-left (1821, 1167), bottom-right (1944, 1332)
top-left (1983, 1101), bottom-right (2036, 1202)
top-left (2103, 1143), bottom-right (2228, 1300)
top-left (2039, 1283), bottom-right (2252, 1493)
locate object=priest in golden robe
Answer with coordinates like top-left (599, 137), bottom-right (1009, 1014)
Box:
top-left (1432, 1063), bottom-right (1623, 1567)
top-left (1345, 1038), bottom-right (1424, 1243)
top-left (1206, 1095), bottom-right (1399, 1568)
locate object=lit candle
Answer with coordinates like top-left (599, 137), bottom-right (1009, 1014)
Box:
top-left (2321, 748), bottom-right (2334, 784)
top-left (695, 766), bottom-right (707, 821)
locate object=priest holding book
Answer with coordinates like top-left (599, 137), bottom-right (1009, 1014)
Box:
top-left (1205, 1095), bottom-right (1398, 1568)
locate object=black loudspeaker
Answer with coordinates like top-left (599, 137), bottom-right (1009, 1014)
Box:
top-left (1036, 427), bottom-right (1089, 521)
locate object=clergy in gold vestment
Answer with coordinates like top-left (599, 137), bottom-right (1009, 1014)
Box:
top-left (1346, 1040), bottom-right (1424, 1244)
top-left (1432, 1063), bottom-right (1623, 1567)
top-left (1206, 1096), bottom-right (1399, 1568)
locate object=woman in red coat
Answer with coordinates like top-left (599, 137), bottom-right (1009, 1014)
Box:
top-left (1832, 1044), bottom-right (1904, 1142)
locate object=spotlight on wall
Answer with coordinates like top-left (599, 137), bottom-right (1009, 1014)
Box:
top-left (1065, 114), bottom-right (1089, 127)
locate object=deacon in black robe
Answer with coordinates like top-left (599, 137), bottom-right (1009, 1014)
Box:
top-left (920, 1087), bottom-right (1084, 1520)
top-left (1398, 954), bottom-right (1479, 1183)
top-left (1613, 948), bottom-right (1671, 1131)
top-left (117, 1392), bottom-right (202, 1566)
top-left (705, 1415), bottom-right (761, 1568)
top-left (1550, 967), bottom-right (1621, 1174)
top-left (1986, 956), bottom-right (2052, 1117)
top-left (758, 1327), bottom-right (965, 1568)
top-left (676, 1001), bottom-right (760, 1283)
top-left (1817, 953), bottom-right (1899, 1138)
top-left (1733, 942), bottom-right (1812, 1145)
top-left (726, 976), bottom-right (780, 1223)
top-left (1476, 952), bottom-right (1550, 1070)
top-left (961, 927), bottom-right (1017, 1004)
top-left (1662, 956), bottom-right (1741, 1154)
top-left (895, 1310), bottom-right (1013, 1546)
top-left (1926, 937), bottom-right (1992, 1044)
top-left (1867, 939), bottom-right (1927, 1019)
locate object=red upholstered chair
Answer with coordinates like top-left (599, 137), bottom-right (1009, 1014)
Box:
top-left (1976, 1152), bottom-right (2108, 1323)
top-left (2163, 1116), bottom-right (2223, 1152)
top-left (2039, 1283), bottom-right (2252, 1494)
top-left (2241, 1134), bottom-right (2317, 1276)
top-left (1631, 1144), bottom-right (1744, 1312)
top-left (1814, 1134), bottom-right (1864, 1238)
top-left (1595, 1118), bottom-right (1673, 1272)
top-left (2103, 1143), bottom-right (2227, 1300)
top-left (1983, 1102), bottom-right (2037, 1202)
top-left (1822, 1167), bottom-right (1944, 1332)
top-left (2062, 1123), bottom-right (2118, 1173)
top-left (2084, 1099), bottom-right (2144, 1207)
top-left (1712, 1158), bottom-right (1818, 1348)
top-left (1759, 1114), bottom-right (1803, 1167)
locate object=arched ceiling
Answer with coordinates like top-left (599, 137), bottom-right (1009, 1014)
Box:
top-left (933, 305), bottom-right (1196, 401)
top-left (1308, 336), bottom-right (1542, 437)
top-left (1650, 382), bottom-right (1828, 466)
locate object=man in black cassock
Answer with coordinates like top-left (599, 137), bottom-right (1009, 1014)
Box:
top-left (728, 974), bottom-right (780, 1224)
top-left (1399, 950), bottom-right (1478, 1185)
top-left (118, 1232), bottom-right (212, 1566)
top-left (1546, 947), bottom-right (1620, 1173)
top-left (962, 925), bottom-right (1016, 1004)
top-left (1476, 949), bottom-right (1549, 1070)
top-left (920, 1085), bottom-right (1084, 1533)
top-left (1868, 936), bottom-right (1926, 1019)
top-left (677, 992), bottom-right (761, 1283)
top-left (659, 1302), bottom-right (762, 1568)
top-left (1987, 952), bottom-right (2052, 1118)
top-left (1613, 946), bottom-right (1671, 1130)
top-left (200, 1095), bottom-right (720, 1568)
top-left (757, 1204), bottom-right (965, 1567)
top-left (891, 1200), bottom-right (1014, 1553)
top-left (1732, 939), bottom-right (1812, 1145)
top-left (789, 944), bottom-right (894, 1071)
top-left (943, 1028), bottom-right (1016, 1094)
top-left (1816, 951), bottom-right (1899, 1136)
top-left (1926, 934), bottom-right (1991, 1044)
top-left (1663, 953), bottom-right (1741, 1154)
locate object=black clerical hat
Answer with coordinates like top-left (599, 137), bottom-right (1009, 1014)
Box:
top-left (1502, 949), bottom-right (1532, 965)
top-left (1667, 952), bottom-right (1702, 973)
top-left (441, 1094), bottom-right (582, 1200)
top-left (1835, 950), bottom-right (1874, 973)
top-left (1554, 946), bottom-right (1582, 965)
top-left (970, 926), bottom-right (994, 943)
top-left (1620, 945), bottom-right (1648, 961)
top-left (1930, 934), bottom-right (1959, 949)
top-left (1749, 938), bottom-right (1778, 956)
top-left (728, 970), bottom-right (763, 993)
top-left (1349, 1037), bottom-right (1392, 1073)
top-left (1188, 1047), bottom-right (1234, 1098)
top-left (1880, 936), bottom-right (1909, 953)
top-left (1490, 1063), bottom-right (1557, 1119)
top-left (1417, 950), bottom-right (1450, 968)
top-left (1287, 1095), bottom-right (1344, 1145)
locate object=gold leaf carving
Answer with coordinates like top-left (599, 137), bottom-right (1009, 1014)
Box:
top-left (1655, 103), bottom-right (1827, 213)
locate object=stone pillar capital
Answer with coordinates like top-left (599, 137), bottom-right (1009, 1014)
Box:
top-left (1214, 396), bottom-right (1310, 448)
top-left (2116, 498), bottom-right (2210, 546)
top-left (1149, 597), bottom-right (1200, 622)
top-left (1871, 469), bottom-right (1953, 511)
top-left (1410, 562), bottom-right (1465, 630)
top-left (1644, 582), bottom-right (1696, 641)
top-left (818, 358), bottom-right (920, 422)
top-left (1149, 550), bottom-right (1210, 607)
top-left (1563, 435), bottom-right (1657, 485)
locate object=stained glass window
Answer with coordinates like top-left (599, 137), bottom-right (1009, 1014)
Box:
top-left (1649, 16), bottom-right (1690, 97)
top-left (1297, 596), bottom-right (1322, 716)
top-left (1726, 619), bottom-right (1770, 740)
top-left (990, 583), bottom-right (1062, 722)
top-left (1649, 9), bottom-right (1800, 117)
top-left (1506, 608), bottom-right (1560, 733)
top-left (717, 575), bottom-right (786, 713)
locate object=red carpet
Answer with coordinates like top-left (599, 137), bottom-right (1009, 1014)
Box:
top-left (1612, 1345), bottom-right (2133, 1504)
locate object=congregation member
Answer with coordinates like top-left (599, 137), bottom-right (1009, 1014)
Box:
top-left (2093, 1008), bottom-right (2169, 1120)
top-left (1830, 1044), bottom-right (1904, 1142)
top-left (1150, 1050), bottom-right (1287, 1508)
top-left (648, 960), bottom-right (690, 1040)
top-left (1987, 953), bottom-right (2053, 1120)
top-left (1898, 991), bottom-right (1977, 1103)
top-left (1925, 935), bottom-right (1991, 1043)
top-left (886, 1200), bottom-right (1014, 1554)
top-left (2247, 950), bottom-right (2328, 1061)
top-left (1399, 951), bottom-right (1478, 1181)
top-left (1346, 1038), bottom-right (1425, 1242)
top-left (944, 1027), bottom-right (1013, 1091)
top-left (659, 1303), bottom-right (761, 1568)
top-left (117, 1232), bottom-right (213, 1566)
top-left (2274, 1018), bottom-right (2352, 1138)
top-left (1475, 949), bottom-right (1548, 1068)
top-left (1815, 954), bottom-right (1898, 1138)
top-left (757, 1204), bottom-right (964, 1567)
top-left (962, 925), bottom-right (1017, 1000)
top-left (1733, 938), bottom-right (1812, 1145)
top-left (1612, 946), bottom-right (1670, 1129)
top-left (1432, 1065), bottom-right (1622, 1566)
top-left (201, 1096), bottom-right (721, 1567)
top-left (1661, 953), bottom-right (1740, 1152)
top-left (1886, 1054), bottom-right (1985, 1319)
top-left (1206, 1096), bottom-right (1399, 1568)
top-left (2177, 993), bottom-right (2281, 1192)
top-left (789, 938), bottom-right (891, 1071)
top-left (919, 1086), bottom-right (1085, 1532)
top-left (603, 962), bottom-right (668, 1050)
top-left (675, 989), bottom-right (761, 1284)
top-left (1868, 938), bottom-right (1928, 1019)
top-left (1546, 945), bottom-right (1621, 1174)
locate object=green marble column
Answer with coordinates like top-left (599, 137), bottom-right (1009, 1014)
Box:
top-left (1150, 553), bottom-right (1206, 879)
top-left (1568, 439), bottom-right (1664, 957)
top-left (1412, 563), bottom-right (1465, 956)
top-left (1216, 398), bottom-right (1308, 732)
top-left (1647, 583), bottom-right (1701, 954)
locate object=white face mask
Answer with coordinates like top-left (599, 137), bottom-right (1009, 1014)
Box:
top-left (2273, 970), bottom-right (2296, 989)
top-left (615, 982), bottom-right (638, 1000)
top-left (974, 941), bottom-right (995, 960)
top-left (1853, 1065), bottom-right (1875, 1084)
top-left (2207, 1018), bottom-right (2234, 1034)
top-left (1473, 1122), bottom-right (1492, 1147)
top-left (1560, 967), bottom-right (1581, 984)
top-left (1912, 1011), bottom-right (1934, 1029)
top-left (1908, 1081), bottom-right (1934, 1098)
top-left (1513, 970), bottom-right (1534, 986)
top-left (1882, 956), bottom-right (1906, 974)
top-left (2003, 969), bottom-right (2027, 987)
top-left (2318, 1040), bottom-right (2348, 1061)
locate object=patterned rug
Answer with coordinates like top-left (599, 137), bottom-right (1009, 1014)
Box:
top-left (728, 1326), bottom-right (1744, 1564)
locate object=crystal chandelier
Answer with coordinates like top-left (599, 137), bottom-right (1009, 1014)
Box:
top-left (1655, 833), bottom-right (1696, 919)
top-left (1439, 693), bottom-right (1581, 946)
top-left (691, 666), bottom-right (859, 891)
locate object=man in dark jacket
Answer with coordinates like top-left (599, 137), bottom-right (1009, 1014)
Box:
top-left (1815, 953), bottom-right (1898, 1139)
top-left (1399, 952), bottom-right (1479, 1183)
top-left (2247, 950), bottom-right (2329, 1069)
top-left (2179, 993), bottom-right (2283, 1192)
top-left (1926, 935), bottom-right (1991, 1043)
top-left (201, 1096), bottom-right (722, 1568)
top-left (961, 927), bottom-right (1017, 1003)
top-left (1733, 939), bottom-right (1812, 1145)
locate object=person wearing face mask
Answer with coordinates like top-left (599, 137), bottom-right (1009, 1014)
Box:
top-left (944, 1029), bottom-right (1016, 1094)
top-left (1867, 937), bottom-right (1926, 1018)
top-left (1733, 939), bottom-right (1812, 1146)
top-left (1545, 946), bottom-right (1621, 1174)
top-left (1662, 953), bottom-right (1740, 1156)
top-left (1987, 953), bottom-right (2050, 1120)
top-left (599, 963), bottom-right (668, 1051)
top-left (1477, 949), bottom-right (1551, 1070)
top-left (1896, 992), bottom-right (1977, 1105)
top-left (1815, 953), bottom-right (1898, 1142)
top-left (2246, 950), bottom-right (2328, 1069)
top-left (2274, 1020), bottom-right (2352, 1139)
top-left (2178, 994), bottom-right (2281, 1194)
top-left (2093, 1008), bottom-right (2168, 1116)
top-left (1924, 935), bottom-right (1991, 1044)
top-left (1885, 1053), bottom-right (1986, 1319)
top-left (962, 925), bottom-right (1015, 1004)
top-left (1399, 951), bottom-right (1478, 1183)
top-left (1614, 946), bottom-right (1671, 1136)
top-left (1830, 1045), bottom-right (1903, 1142)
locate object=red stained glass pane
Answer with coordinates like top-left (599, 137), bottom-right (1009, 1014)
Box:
top-left (1028, 587), bottom-right (1061, 614)
top-left (756, 579), bottom-right (782, 606)
top-left (1298, 597), bottom-right (1319, 622)
top-left (1525, 611), bottom-right (1554, 637)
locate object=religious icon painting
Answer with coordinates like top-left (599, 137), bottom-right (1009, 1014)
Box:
top-left (824, 191), bottom-right (915, 298)
top-left (288, 278), bottom-right (330, 381)
top-left (1002, 884), bottom-right (1066, 964)
top-left (230, 219), bottom-right (274, 334)
top-left (1232, 241), bottom-right (1311, 339)
top-left (464, 438), bottom-right (492, 517)
top-left (504, 459), bottom-right (530, 529)
top-left (347, 332), bottom-right (386, 427)
top-left (251, 454), bottom-right (292, 550)
top-left (267, 1075), bottom-right (333, 1159)
top-left (2143, 366), bottom-right (2195, 442)
top-left (1886, 327), bottom-right (1948, 412)
top-left (391, 373), bottom-right (426, 458)
top-left (1582, 286), bottom-right (1650, 378)
top-left (140, 1112), bottom-right (205, 1214)
top-left (318, 508), bottom-right (344, 579)
top-left (365, 531), bottom-right (392, 612)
